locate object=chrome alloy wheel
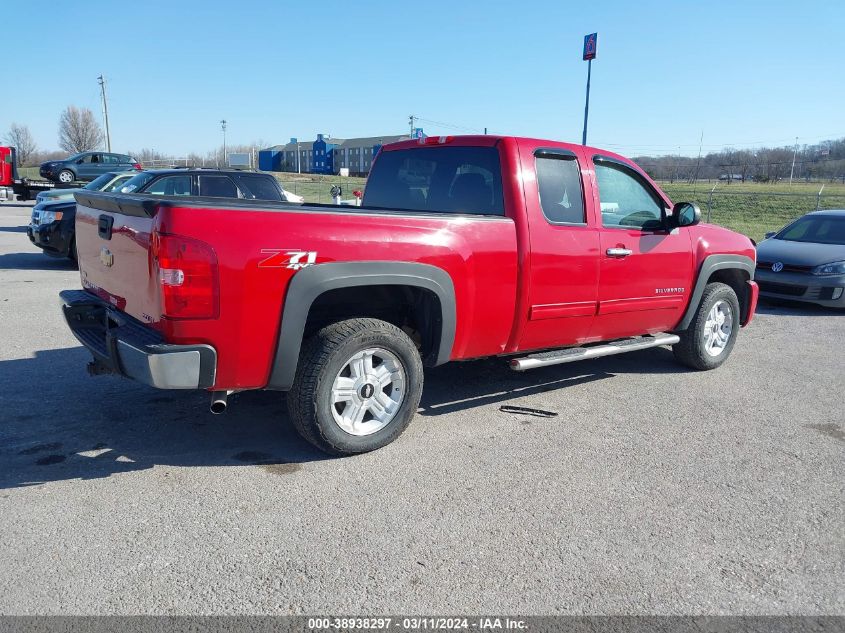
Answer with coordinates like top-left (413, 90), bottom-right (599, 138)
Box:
top-left (58, 171), bottom-right (74, 183)
top-left (703, 300), bottom-right (733, 357)
top-left (330, 347), bottom-right (406, 436)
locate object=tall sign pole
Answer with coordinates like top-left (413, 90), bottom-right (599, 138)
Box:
top-left (582, 33), bottom-right (597, 146)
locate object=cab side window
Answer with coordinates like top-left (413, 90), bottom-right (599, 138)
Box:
top-left (594, 161), bottom-right (664, 231)
top-left (535, 154), bottom-right (585, 224)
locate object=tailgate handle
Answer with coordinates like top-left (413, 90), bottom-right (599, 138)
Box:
top-left (98, 215), bottom-right (114, 240)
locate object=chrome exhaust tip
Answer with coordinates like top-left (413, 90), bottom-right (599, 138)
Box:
top-left (210, 391), bottom-right (228, 414)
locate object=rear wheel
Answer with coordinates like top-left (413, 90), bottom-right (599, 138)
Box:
top-left (673, 282), bottom-right (740, 370)
top-left (287, 318), bottom-right (423, 455)
top-left (58, 170), bottom-right (74, 184)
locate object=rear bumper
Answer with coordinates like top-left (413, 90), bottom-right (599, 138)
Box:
top-left (59, 289), bottom-right (217, 389)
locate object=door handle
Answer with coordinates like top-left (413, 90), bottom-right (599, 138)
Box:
top-left (606, 247), bottom-right (633, 257)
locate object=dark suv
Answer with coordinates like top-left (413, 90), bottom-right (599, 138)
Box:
top-left (40, 152), bottom-right (141, 183)
top-left (28, 170), bottom-right (286, 264)
top-left (117, 168), bottom-right (288, 201)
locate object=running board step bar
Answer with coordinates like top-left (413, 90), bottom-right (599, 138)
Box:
top-left (509, 333), bottom-right (680, 371)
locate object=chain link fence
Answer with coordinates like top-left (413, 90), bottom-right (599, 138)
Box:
top-left (659, 183), bottom-right (845, 240)
top-left (277, 177), bottom-right (367, 205)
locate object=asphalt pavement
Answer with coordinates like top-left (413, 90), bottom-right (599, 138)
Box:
top-left (0, 201), bottom-right (842, 615)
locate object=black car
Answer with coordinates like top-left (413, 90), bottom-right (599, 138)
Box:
top-left (27, 170), bottom-right (287, 262)
top-left (116, 168), bottom-right (288, 200)
top-left (39, 152), bottom-right (141, 183)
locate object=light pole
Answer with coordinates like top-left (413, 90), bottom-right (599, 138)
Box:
top-left (220, 119), bottom-right (227, 167)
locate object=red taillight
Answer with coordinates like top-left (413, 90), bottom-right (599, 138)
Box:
top-left (133, 163), bottom-right (142, 170)
top-left (152, 232), bottom-right (219, 319)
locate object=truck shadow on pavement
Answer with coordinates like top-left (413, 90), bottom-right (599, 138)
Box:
top-left (0, 345), bottom-right (685, 489)
top-left (0, 252), bottom-right (77, 271)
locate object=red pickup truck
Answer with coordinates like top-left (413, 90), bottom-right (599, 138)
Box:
top-left (61, 135), bottom-right (758, 455)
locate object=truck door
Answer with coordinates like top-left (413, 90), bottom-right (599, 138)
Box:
top-left (518, 143), bottom-right (600, 351)
top-left (589, 155), bottom-right (693, 339)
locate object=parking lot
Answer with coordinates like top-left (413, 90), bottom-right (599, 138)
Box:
top-left (0, 200), bottom-right (842, 614)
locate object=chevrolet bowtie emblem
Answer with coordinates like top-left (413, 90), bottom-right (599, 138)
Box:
top-left (100, 247), bottom-right (114, 267)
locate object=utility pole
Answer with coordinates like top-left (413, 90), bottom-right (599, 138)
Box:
top-left (789, 136), bottom-right (798, 186)
top-left (409, 114), bottom-right (416, 136)
top-left (220, 119), bottom-right (227, 168)
top-left (693, 131), bottom-right (704, 193)
top-left (97, 74), bottom-right (112, 152)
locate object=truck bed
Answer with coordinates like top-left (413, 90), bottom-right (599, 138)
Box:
top-left (73, 192), bottom-right (519, 390)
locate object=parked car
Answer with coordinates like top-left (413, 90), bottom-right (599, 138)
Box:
top-left (28, 169), bottom-right (286, 262)
top-left (39, 152), bottom-right (141, 183)
top-left (35, 171), bottom-right (137, 204)
top-left (28, 172), bottom-right (140, 260)
top-left (755, 209), bottom-right (845, 308)
top-left (60, 135), bottom-right (758, 455)
top-left (116, 168), bottom-right (290, 201)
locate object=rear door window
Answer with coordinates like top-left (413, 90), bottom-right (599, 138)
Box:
top-left (233, 174), bottom-right (283, 201)
top-left (144, 175), bottom-right (193, 196)
top-left (363, 146), bottom-right (504, 216)
top-left (535, 154), bottom-right (585, 224)
top-left (198, 175), bottom-right (240, 198)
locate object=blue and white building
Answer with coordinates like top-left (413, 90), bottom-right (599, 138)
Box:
top-left (259, 131), bottom-right (422, 176)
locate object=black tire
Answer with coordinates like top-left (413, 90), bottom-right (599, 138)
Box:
top-left (673, 282), bottom-right (741, 370)
top-left (287, 318), bottom-right (424, 455)
top-left (58, 170), bottom-right (75, 184)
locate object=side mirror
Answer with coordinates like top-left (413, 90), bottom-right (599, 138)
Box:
top-left (764, 231), bottom-right (776, 239)
top-left (671, 202), bottom-right (701, 228)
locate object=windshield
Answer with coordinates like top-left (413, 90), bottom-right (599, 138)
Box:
top-left (119, 172), bottom-right (156, 193)
top-left (83, 173), bottom-right (119, 191)
top-left (775, 215), bottom-right (845, 245)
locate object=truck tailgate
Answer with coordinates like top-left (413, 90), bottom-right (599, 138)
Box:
top-left (74, 192), bottom-right (161, 327)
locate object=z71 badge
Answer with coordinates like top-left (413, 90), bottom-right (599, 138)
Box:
top-left (258, 249), bottom-right (318, 270)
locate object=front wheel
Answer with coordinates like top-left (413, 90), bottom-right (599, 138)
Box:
top-left (287, 318), bottom-right (424, 455)
top-left (58, 170), bottom-right (75, 184)
top-left (673, 282), bottom-right (741, 370)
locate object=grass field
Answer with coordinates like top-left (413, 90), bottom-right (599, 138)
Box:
top-left (16, 164), bottom-right (845, 241)
top-left (275, 176), bottom-right (845, 241)
top-left (273, 173), bottom-right (368, 205)
top-left (659, 181), bottom-right (845, 240)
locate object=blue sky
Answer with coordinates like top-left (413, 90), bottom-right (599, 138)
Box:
top-left (3, 0), bottom-right (844, 157)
